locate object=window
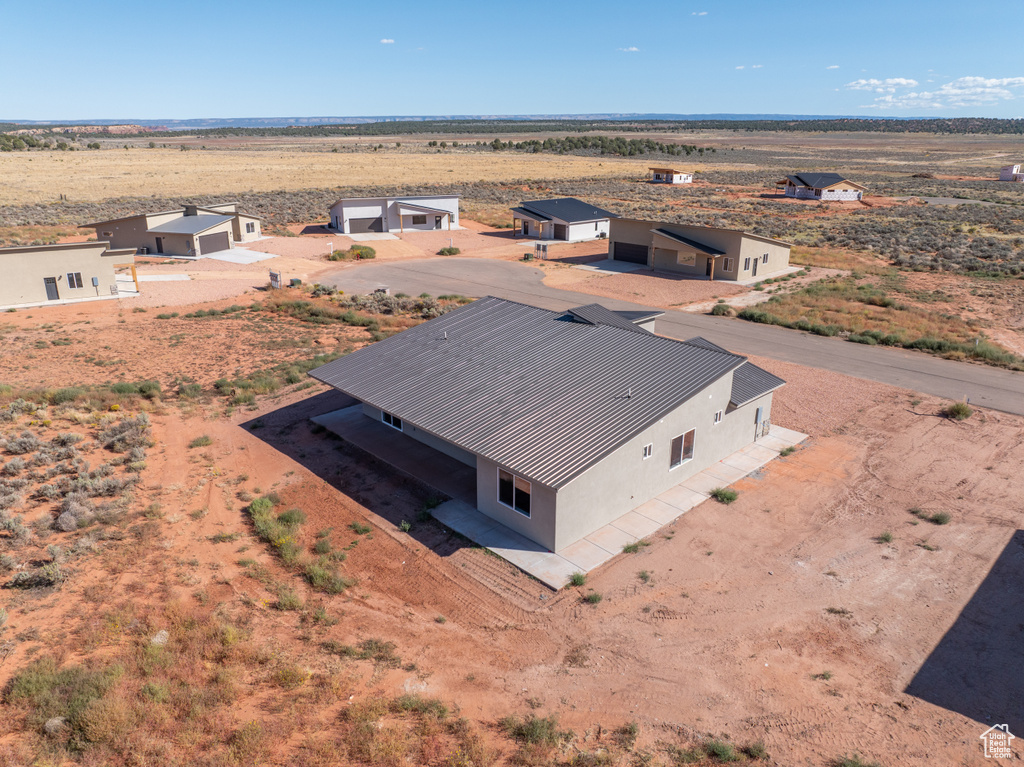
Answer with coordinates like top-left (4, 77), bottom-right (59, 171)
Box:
top-left (762, 253), bottom-right (769, 264)
top-left (67, 272), bottom-right (83, 289)
top-left (411, 214), bottom-right (427, 225)
top-left (594, 222), bottom-right (599, 230)
top-left (102, 231), bottom-right (113, 237)
top-left (743, 257), bottom-right (751, 271)
top-left (381, 411), bottom-right (403, 431)
top-left (669, 429), bottom-right (695, 469)
top-left (245, 222), bottom-right (256, 234)
top-left (723, 257), bottom-right (735, 272)
top-left (497, 469), bottom-right (531, 516)
top-left (642, 443), bottom-right (653, 460)
top-left (713, 410), bottom-right (723, 425)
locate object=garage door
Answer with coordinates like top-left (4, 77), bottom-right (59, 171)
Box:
top-left (554, 223), bottom-right (567, 240)
top-left (198, 231), bottom-right (230, 254)
top-left (612, 242), bottom-right (649, 264)
top-left (349, 217), bottom-right (383, 234)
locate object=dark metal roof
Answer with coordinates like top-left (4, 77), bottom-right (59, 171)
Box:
top-left (519, 198), bottom-right (619, 224)
top-left (651, 228), bottom-right (726, 256)
top-left (147, 214), bottom-right (233, 235)
top-left (567, 303), bottom-right (652, 334)
top-left (685, 336), bottom-right (786, 406)
top-left (611, 309), bottom-right (664, 323)
top-left (786, 172), bottom-right (849, 190)
top-left (685, 336), bottom-right (730, 354)
top-left (309, 297), bottom-right (748, 489)
top-left (510, 206), bottom-right (551, 222)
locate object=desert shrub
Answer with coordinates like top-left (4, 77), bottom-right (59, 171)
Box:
top-left (568, 572), bottom-right (586, 587)
top-left (9, 563), bottom-right (65, 588)
top-left (48, 388), bottom-right (85, 405)
top-left (327, 244), bottom-right (376, 261)
top-left (614, 721), bottom-right (639, 750)
top-left (78, 695), bottom-right (134, 744)
top-left (3, 431), bottom-right (40, 455)
top-left (187, 435), bottom-right (212, 449)
top-left (390, 694), bottom-right (449, 719)
top-left (2, 457), bottom-right (26, 476)
top-left (98, 413), bottom-right (151, 452)
top-left (437, 246), bottom-right (461, 256)
top-left (710, 303), bottom-right (734, 316)
top-left (277, 508), bottom-right (306, 526)
top-left (304, 559), bottom-right (355, 594)
top-left (710, 487), bottom-right (739, 504)
top-left (704, 739), bottom-right (740, 762)
top-left (583, 592), bottom-right (603, 604)
top-left (943, 401), bottom-right (972, 420)
top-left (499, 713), bottom-right (570, 746)
top-left (56, 492), bottom-right (94, 531)
top-left (51, 433), bottom-right (83, 447)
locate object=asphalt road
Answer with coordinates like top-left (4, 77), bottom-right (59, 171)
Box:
top-left (324, 258), bottom-right (1024, 416)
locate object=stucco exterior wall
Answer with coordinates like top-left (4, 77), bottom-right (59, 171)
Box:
top-left (0, 243), bottom-right (121, 306)
top-left (329, 196), bottom-right (460, 233)
top-left (737, 237), bottom-right (792, 278)
top-left (553, 376), bottom-right (774, 551)
top-left (359, 403), bottom-right (477, 468)
top-left (566, 220), bottom-right (609, 241)
top-left (476, 455), bottom-right (558, 551)
top-left (233, 216), bottom-right (262, 242)
top-left (999, 165), bottom-right (1022, 181)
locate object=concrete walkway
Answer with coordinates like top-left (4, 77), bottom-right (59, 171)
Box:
top-left (202, 248), bottom-right (277, 265)
top-left (312, 404), bottom-right (806, 589)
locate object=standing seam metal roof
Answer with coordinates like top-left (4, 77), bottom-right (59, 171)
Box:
top-left (651, 228), bottom-right (726, 256)
top-left (519, 197), bottom-right (619, 224)
top-left (786, 172), bottom-right (849, 190)
top-left (684, 337), bottom-right (786, 406)
top-left (147, 214), bottom-right (234, 235)
top-left (309, 297), bottom-right (751, 489)
top-left (567, 304), bottom-right (652, 334)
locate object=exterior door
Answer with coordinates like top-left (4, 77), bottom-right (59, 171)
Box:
top-left (434, 216), bottom-right (442, 230)
top-left (44, 277), bottom-right (59, 301)
top-left (155, 237), bottom-right (163, 254)
top-left (751, 258), bottom-right (758, 277)
top-left (705, 258), bottom-right (713, 276)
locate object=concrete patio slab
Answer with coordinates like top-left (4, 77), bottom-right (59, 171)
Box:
top-left (203, 248), bottom-right (277, 264)
top-left (721, 451), bottom-right (767, 474)
top-left (609, 511), bottom-right (663, 539)
top-left (347, 232), bottom-right (399, 242)
top-left (572, 259), bottom-right (646, 276)
top-left (702, 462), bottom-right (749, 484)
top-left (742, 443), bottom-right (779, 463)
top-left (632, 497), bottom-right (687, 525)
top-left (680, 470), bottom-right (734, 496)
top-left (658, 484), bottom-right (709, 511)
top-left (585, 524), bottom-right (638, 554)
top-left (559, 538), bottom-right (615, 571)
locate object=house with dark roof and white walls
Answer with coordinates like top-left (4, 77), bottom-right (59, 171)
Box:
top-left (309, 296), bottom-right (784, 553)
top-left (510, 197), bottom-right (617, 242)
top-left (649, 167), bottom-right (693, 184)
top-left (776, 173), bottom-right (866, 201)
top-left (328, 195), bottom-right (460, 234)
top-left (80, 203), bottom-right (262, 257)
top-left (608, 218), bottom-right (792, 281)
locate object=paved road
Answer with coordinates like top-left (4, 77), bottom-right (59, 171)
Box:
top-left (324, 258), bottom-right (1024, 416)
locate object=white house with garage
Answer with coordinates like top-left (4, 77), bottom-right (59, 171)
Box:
top-left (776, 173), bottom-right (866, 201)
top-left (80, 203), bottom-right (262, 257)
top-left (328, 195), bottom-right (460, 235)
top-left (510, 197), bottom-right (617, 242)
top-left (649, 167), bottom-right (693, 184)
top-left (999, 164), bottom-right (1024, 182)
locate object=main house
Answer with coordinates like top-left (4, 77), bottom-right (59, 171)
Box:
top-left (608, 218), bottom-right (792, 281)
top-left (80, 203), bottom-right (262, 257)
top-left (0, 241), bottom-right (136, 308)
top-left (649, 167), bottom-right (693, 184)
top-left (511, 197), bottom-right (617, 242)
top-left (309, 296), bottom-right (784, 552)
top-left (777, 173), bottom-right (866, 201)
top-left (999, 164), bottom-right (1024, 182)
top-left (328, 195), bottom-right (460, 234)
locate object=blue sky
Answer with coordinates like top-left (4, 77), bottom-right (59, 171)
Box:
top-left (2, 0), bottom-right (1022, 120)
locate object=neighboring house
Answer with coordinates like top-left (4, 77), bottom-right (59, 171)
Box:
top-left (0, 242), bottom-right (136, 308)
top-left (80, 203), bottom-right (262, 256)
top-left (608, 218), bottom-right (792, 281)
top-left (309, 296), bottom-right (784, 553)
top-left (649, 167), bottom-right (693, 184)
top-left (777, 173), bottom-right (866, 201)
top-left (328, 195), bottom-right (460, 234)
top-left (511, 197), bottom-right (617, 241)
top-left (999, 164), bottom-right (1024, 182)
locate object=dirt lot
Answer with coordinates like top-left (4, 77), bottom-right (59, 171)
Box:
top-left (0, 290), bottom-right (1021, 766)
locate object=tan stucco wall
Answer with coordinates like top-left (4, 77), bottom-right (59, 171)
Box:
top-left (0, 243), bottom-right (121, 306)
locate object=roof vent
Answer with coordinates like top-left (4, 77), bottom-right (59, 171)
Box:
top-left (183, 205), bottom-right (198, 217)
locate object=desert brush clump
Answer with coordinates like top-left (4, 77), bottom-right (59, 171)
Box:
top-left (97, 413), bottom-right (151, 453)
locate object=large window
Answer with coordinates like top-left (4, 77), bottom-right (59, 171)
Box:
top-left (411, 214), bottom-right (427, 225)
top-left (723, 257), bottom-right (735, 272)
top-left (245, 222), bottom-right (256, 234)
top-left (67, 272), bottom-right (84, 289)
top-left (498, 468), bottom-right (531, 517)
top-left (743, 257), bottom-right (751, 271)
top-left (381, 411), bottom-right (403, 431)
top-left (670, 429), bottom-right (695, 469)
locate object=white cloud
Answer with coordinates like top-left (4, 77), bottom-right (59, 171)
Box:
top-left (845, 77), bottom-right (919, 93)
top-left (852, 75), bottom-right (1024, 109)
top-left (735, 65), bottom-right (745, 70)
top-left (618, 46), bottom-right (639, 52)
top-left (826, 65), bottom-right (839, 70)
top-left (380, 38), bottom-right (394, 44)
top-left (692, 11), bottom-right (707, 15)
top-left (752, 64), bottom-right (763, 69)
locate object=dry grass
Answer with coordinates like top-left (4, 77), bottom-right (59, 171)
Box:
top-left (0, 149), bottom-right (649, 204)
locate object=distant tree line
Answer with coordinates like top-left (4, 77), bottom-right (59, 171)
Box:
top-left (485, 136), bottom-right (715, 157)
top-left (0, 133), bottom-right (71, 152)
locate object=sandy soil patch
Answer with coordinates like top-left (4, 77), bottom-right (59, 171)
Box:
top-left (547, 267), bottom-right (747, 308)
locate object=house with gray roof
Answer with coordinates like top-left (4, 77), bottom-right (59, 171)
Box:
top-left (80, 203), bottom-right (262, 257)
top-left (328, 195), bottom-right (460, 234)
top-left (511, 197), bottom-right (617, 242)
top-left (309, 296), bottom-right (784, 552)
top-left (776, 173), bottom-right (866, 201)
top-left (608, 218), bottom-right (792, 281)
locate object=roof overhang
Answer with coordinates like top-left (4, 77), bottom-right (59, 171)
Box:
top-left (511, 206), bottom-right (551, 222)
top-left (650, 228), bottom-right (726, 256)
top-left (395, 201), bottom-right (452, 216)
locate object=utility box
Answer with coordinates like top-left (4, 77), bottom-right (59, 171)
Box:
top-left (269, 271), bottom-right (282, 289)
top-left (534, 243), bottom-right (549, 260)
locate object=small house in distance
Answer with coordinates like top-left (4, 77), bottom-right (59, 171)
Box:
top-left (308, 296), bottom-right (784, 553)
top-left (511, 197), bottom-right (617, 242)
top-left (80, 203), bottom-right (262, 257)
top-left (328, 195), bottom-right (460, 234)
top-left (776, 173), bottom-right (866, 201)
top-left (607, 218), bottom-right (792, 281)
top-left (649, 167), bottom-right (693, 184)
top-left (0, 242), bottom-right (136, 309)
top-left (999, 164), bottom-right (1024, 182)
